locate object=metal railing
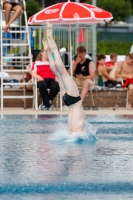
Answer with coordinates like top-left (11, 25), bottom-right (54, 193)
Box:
top-left (0, 0), bottom-right (33, 110)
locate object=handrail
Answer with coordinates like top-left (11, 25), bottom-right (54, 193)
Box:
top-left (0, 0), bottom-right (34, 110)
top-left (21, 0), bottom-right (26, 11)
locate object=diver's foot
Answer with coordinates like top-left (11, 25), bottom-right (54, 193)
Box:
top-left (127, 104), bottom-right (132, 110)
top-left (42, 37), bottom-right (50, 52)
top-left (3, 26), bottom-right (10, 32)
top-left (48, 35), bottom-right (57, 51)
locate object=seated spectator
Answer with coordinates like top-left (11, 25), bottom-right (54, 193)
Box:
top-left (2, 0), bottom-right (22, 32)
top-left (115, 53), bottom-right (133, 110)
top-left (97, 54), bottom-right (121, 88)
top-left (70, 46), bottom-right (95, 102)
top-left (31, 49), bottom-right (60, 110)
top-left (105, 53), bottom-right (118, 71)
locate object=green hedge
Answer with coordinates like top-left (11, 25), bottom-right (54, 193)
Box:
top-left (97, 41), bottom-right (133, 55)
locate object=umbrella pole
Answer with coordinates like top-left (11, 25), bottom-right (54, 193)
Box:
top-left (69, 24), bottom-right (72, 77)
top-left (92, 0), bottom-right (97, 69)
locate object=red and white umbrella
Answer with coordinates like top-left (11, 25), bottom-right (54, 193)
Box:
top-left (28, 1), bottom-right (113, 75)
top-left (28, 1), bottom-right (113, 24)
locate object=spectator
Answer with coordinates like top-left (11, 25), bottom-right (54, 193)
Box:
top-left (105, 53), bottom-right (118, 71)
top-left (70, 46), bottom-right (95, 102)
top-left (3, 0), bottom-right (22, 32)
top-left (115, 53), bottom-right (133, 110)
top-left (97, 54), bottom-right (121, 88)
top-left (31, 49), bottom-right (59, 110)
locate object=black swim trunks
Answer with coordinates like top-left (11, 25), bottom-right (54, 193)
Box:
top-left (62, 93), bottom-right (81, 106)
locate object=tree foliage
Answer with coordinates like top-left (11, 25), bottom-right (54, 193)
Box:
top-left (26, 0), bottom-right (40, 19)
top-left (85, 0), bottom-right (132, 22)
top-left (97, 41), bottom-right (132, 55)
top-left (22, 0), bottom-right (40, 24)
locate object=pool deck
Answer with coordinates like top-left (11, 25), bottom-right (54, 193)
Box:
top-left (0, 107), bottom-right (133, 115)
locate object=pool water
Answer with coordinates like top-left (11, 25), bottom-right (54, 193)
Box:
top-left (0, 114), bottom-right (133, 200)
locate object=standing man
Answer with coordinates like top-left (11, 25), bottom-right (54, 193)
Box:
top-left (3, 0), bottom-right (22, 32)
top-left (71, 46), bottom-right (95, 102)
top-left (115, 53), bottom-right (133, 110)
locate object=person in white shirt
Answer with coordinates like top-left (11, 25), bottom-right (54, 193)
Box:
top-left (3, 0), bottom-right (22, 32)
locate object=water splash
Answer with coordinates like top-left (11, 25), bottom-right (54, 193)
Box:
top-left (48, 120), bottom-right (97, 143)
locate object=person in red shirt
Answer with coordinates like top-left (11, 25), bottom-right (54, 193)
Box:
top-left (31, 50), bottom-right (59, 110)
top-left (105, 53), bottom-right (118, 71)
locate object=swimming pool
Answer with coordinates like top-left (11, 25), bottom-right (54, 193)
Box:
top-left (0, 114), bottom-right (133, 200)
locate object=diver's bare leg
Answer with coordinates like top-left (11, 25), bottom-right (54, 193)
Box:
top-left (48, 36), bottom-right (79, 97)
top-left (42, 38), bottom-right (66, 95)
top-left (48, 52), bottom-right (67, 96)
